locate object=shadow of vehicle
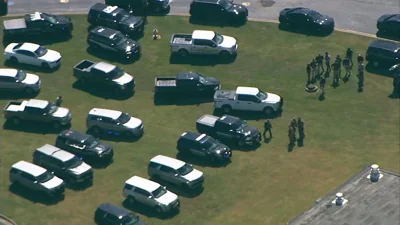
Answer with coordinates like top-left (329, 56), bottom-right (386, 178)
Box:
top-left (2, 33), bottom-right (72, 47)
top-left (188, 16), bottom-right (246, 28)
top-left (175, 152), bottom-right (231, 168)
top-left (169, 54), bottom-right (236, 66)
top-left (278, 23), bottom-right (333, 37)
top-left (3, 120), bottom-right (71, 135)
top-left (0, 90), bottom-right (39, 100)
top-left (86, 25), bottom-right (144, 40)
top-left (72, 81), bottom-right (134, 101)
top-left (86, 47), bottom-right (140, 65)
top-left (86, 129), bottom-right (142, 143)
top-left (153, 93), bottom-right (213, 106)
top-left (122, 199), bottom-right (179, 219)
top-left (67, 181), bottom-right (93, 191)
top-left (376, 31), bottom-right (400, 42)
top-left (230, 141), bottom-right (261, 151)
top-left (366, 62), bottom-right (396, 77)
top-left (212, 108), bottom-right (282, 121)
top-left (8, 183), bottom-right (64, 205)
top-left (148, 177), bottom-right (204, 199)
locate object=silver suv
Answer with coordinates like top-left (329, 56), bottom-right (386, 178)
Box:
top-left (0, 69), bottom-right (41, 95)
top-left (86, 108), bottom-right (144, 138)
top-left (148, 155), bottom-right (204, 191)
top-left (123, 176), bottom-right (180, 214)
top-left (9, 160), bottom-right (65, 198)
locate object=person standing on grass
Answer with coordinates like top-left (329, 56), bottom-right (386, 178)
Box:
top-left (358, 62), bottom-right (365, 91)
top-left (55, 96), bottom-right (62, 107)
top-left (346, 48), bottom-right (354, 69)
top-left (342, 57), bottom-right (351, 81)
top-left (357, 53), bottom-right (364, 64)
top-left (332, 61), bottom-right (340, 86)
top-left (288, 125), bottom-right (296, 146)
top-left (325, 52), bottom-right (331, 75)
top-left (298, 118), bottom-right (305, 142)
top-left (335, 55), bottom-right (342, 79)
top-left (319, 75), bottom-right (326, 93)
top-left (310, 59), bottom-right (317, 83)
top-left (306, 63), bottom-right (312, 84)
top-left (290, 118), bottom-right (297, 134)
top-left (316, 54), bottom-right (324, 77)
top-left (263, 119), bottom-right (272, 139)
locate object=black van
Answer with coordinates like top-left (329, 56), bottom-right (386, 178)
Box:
top-left (366, 40), bottom-right (400, 67)
top-left (94, 203), bottom-right (146, 225)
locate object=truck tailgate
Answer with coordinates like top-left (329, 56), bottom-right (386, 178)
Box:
top-left (155, 77), bottom-right (177, 87)
top-left (3, 19), bottom-right (27, 30)
top-left (196, 115), bottom-right (219, 127)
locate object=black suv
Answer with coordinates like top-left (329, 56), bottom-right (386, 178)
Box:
top-left (88, 26), bottom-right (141, 59)
top-left (366, 40), bottom-right (400, 67)
top-left (88, 3), bottom-right (145, 37)
top-left (189, 0), bottom-right (248, 24)
top-left (94, 203), bottom-right (146, 225)
top-left (55, 130), bottom-right (114, 165)
top-left (33, 144), bottom-right (94, 185)
top-left (377, 14), bottom-right (400, 38)
top-left (177, 131), bottom-right (232, 163)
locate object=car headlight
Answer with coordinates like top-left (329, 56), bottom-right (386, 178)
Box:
top-left (129, 24), bottom-right (135, 29)
top-left (216, 150), bottom-right (221, 154)
top-left (126, 46), bottom-right (132, 52)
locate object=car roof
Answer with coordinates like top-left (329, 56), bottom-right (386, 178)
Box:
top-left (59, 129), bottom-right (90, 141)
top-left (368, 40), bottom-right (400, 52)
top-left (17, 42), bottom-right (40, 52)
top-left (11, 160), bottom-right (46, 177)
top-left (36, 144), bottom-right (75, 162)
top-left (180, 131), bottom-right (202, 140)
top-left (287, 7), bottom-right (311, 15)
top-left (97, 203), bottom-right (131, 218)
top-left (194, 0), bottom-right (218, 3)
top-left (93, 62), bottom-right (116, 73)
top-left (192, 30), bottom-right (215, 40)
top-left (236, 86), bottom-right (259, 95)
top-left (125, 176), bottom-right (160, 192)
top-left (90, 2), bottom-right (108, 11)
top-left (27, 12), bottom-right (43, 21)
top-left (0, 69), bottom-right (18, 77)
top-left (88, 108), bottom-right (123, 120)
top-left (90, 26), bottom-right (119, 38)
top-left (150, 155), bottom-right (185, 170)
top-left (219, 115), bottom-right (240, 124)
top-left (176, 71), bottom-right (199, 80)
top-left (386, 14), bottom-right (400, 22)
top-left (26, 99), bottom-right (49, 109)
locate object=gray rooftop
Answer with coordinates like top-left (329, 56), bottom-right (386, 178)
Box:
top-left (288, 166), bottom-right (400, 225)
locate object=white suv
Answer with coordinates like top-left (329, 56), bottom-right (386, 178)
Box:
top-left (0, 69), bottom-right (41, 95)
top-left (86, 108), bottom-right (144, 138)
top-left (123, 176), bottom-right (180, 213)
top-left (148, 155), bottom-right (204, 191)
top-left (9, 160), bottom-right (65, 198)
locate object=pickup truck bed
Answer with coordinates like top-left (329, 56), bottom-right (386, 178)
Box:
top-left (214, 90), bottom-right (236, 100)
top-left (3, 19), bottom-right (27, 30)
top-left (197, 115), bottom-right (218, 127)
top-left (155, 78), bottom-right (176, 87)
top-left (74, 60), bottom-right (95, 72)
top-left (171, 34), bottom-right (192, 44)
top-left (4, 101), bottom-right (28, 112)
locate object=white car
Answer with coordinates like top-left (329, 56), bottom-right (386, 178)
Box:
top-left (0, 68), bottom-right (41, 95)
top-left (4, 42), bottom-right (62, 69)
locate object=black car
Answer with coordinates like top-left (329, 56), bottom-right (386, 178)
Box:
top-left (189, 0), bottom-right (248, 24)
top-left (88, 3), bottom-right (145, 37)
top-left (88, 26), bottom-right (141, 59)
top-left (279, 7), bottom-right (334, 33)
top-left (105, 0), bottom-right (171, 14)
top-left (177, 131), bottom-right (232, 163)
top-left (95, 203), bottom-right (146, 225)
top-left (377, 14), bottom-right (400, 37)
top-left (0, 0), bottom-right (8, 15)
top-left (366, 40), bottom-right (400, 67)
top-left (55, 130), bottom-right (114, 164)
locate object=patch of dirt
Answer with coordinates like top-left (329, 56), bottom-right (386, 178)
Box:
top-left (259, 0), bottom-right (275, 7)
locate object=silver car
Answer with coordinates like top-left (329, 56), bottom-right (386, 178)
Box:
top-left (0, 68), bottom-right (41, 95)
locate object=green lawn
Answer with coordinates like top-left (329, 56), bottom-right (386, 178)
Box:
top-left (0, 15), bottom-right (399, 225)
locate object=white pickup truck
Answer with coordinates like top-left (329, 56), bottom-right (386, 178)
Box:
top-left (170, 30), bottom-right (238, 58)
top-left (213, 86), bottom-right (283, 115)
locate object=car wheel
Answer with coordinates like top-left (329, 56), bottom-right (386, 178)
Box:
top-left (155, 206), bottom-right (163, 213)
top-left (24, 87), bottom-right (34, 96)
top-left (222, 105), bottom-right (232, 114)
top-left (178, 49), bottom-right (189, 57)
top-left (128, 196), bottom-right (136, 205)
top-left (91, 126), bottom-right (101, 135)
top-left (9, 57), bottom-right (18, 64)
top-left (11, 117), bottom-right (20, 125)
top-left (42, 62), bottom-right (50, 69)
top-left (263, 107), bottom-right (274, 116)
top-left (52, 121), bottom-right (61, 130)
top-left (219, 51), bottom-right (231, 59)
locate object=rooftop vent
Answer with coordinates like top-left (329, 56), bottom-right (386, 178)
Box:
top-left (367, 164), bottom-right (383, 182)
top-left (331, 192), bottom-right (348, 206)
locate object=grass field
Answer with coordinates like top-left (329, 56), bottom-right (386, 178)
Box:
top-left (0, 15), bottom-right (399, 225)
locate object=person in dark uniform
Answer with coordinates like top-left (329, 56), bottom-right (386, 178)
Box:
top-left (288, 125), bottom-right (295, 146)
top-left (306, 63), bottom-right (312, 84)
top-left (394, 74), bottom-right (400, 97)
top-left (319, 75), bottom-right (326, 93)
top-left (290, 118), bottom-right (297, 134)
top-left (55, 96), bottom-right (62, 107)
top-left (335, 55), bottom-right (342, 79)
top-left (358, 62), bottom-right (365, 92)
top-left (346, 48), bottom-right (354, 69)
top-left (332, 61), bottom-right (340, 86)
top-left (357, 53), bottom-right (364, 64)
top-left (316, 54), bottom-right (324, 77)
top-left (263, 119), bottom-right (272, 139)
top-left (298, 118), bottom-right (305, 143)
top-left (310, 59), bottom-right (317, 83)
top-left (325, 52), bottom-right (331, 75)
top-left (342, 57), bottom-right (351, 81)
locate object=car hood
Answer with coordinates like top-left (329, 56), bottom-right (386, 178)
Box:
top-left (182, 169), bottom-right (203, 182)
top-left (155, 191), bottom-right (178, 206)
top-left (214, 143), bottom-right (230, 153)
top-left (54, 15), bottom-right (72, 25)
top-left (22, 73), bottom-right (40, 85)
top-left (117, 39), bottom-right (139, 51)
top-left (122, 16), bottom-right (143, 27)
top-left (5, 43), bottom-right (19, 53)
top-left (123, 117), bottom-right (142, 129)
top-left (263, 93), bottom-right (281, 104)
top-left (52, 107), bottom-right (70, 118)
top-left (204, 77), bottom-right (220, 86)
top-left (242, 125), bottom-right (259, 136)
top-left (113, 73), bottom-right (133, 85)
top-left (68, 162), bottom-right (92, 175)
top-left (228, 4), bottom-right (247, 14)
top-left (39, 50), bottom-right (61, 62)
top-left (219, 35), bottom-right (237, 48)
top-left (41, 176), bottom-right (63, 189)
top-left (315, 16), bottom-right (334, 25)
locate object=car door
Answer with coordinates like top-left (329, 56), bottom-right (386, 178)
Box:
top-left (192, 39), bottom-right (209, 55)
top-left (0, 76), bottom-right (18, 91)
top-left (14, 50), bottom-right (32, 64)
top-left (159, 165), bottom-right (177, 184)
top-left (24, 106), bottom-right (46, 122)
top-left (103, 213), bottom-right (118, 225)
top-left (91, 69), bottom-right (110, 87)
top-left (99, 12), bottom-right (117, 29)
top-left (101, 117), bottom-right (120, 132)
top-left (236, 94), bottom-right (254, 111)
top-left (215, 123), bottom-right (235, 141)
top-left (20, 172), bottom-right (36, 190)
top-left (288, 13), bottom-right (305, 27)
top-left (134, 188), bottom-right (154, 207)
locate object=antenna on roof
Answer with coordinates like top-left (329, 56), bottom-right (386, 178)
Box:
top-left (367, 164), bottom-right (383, 182)
top-left (331, 192), bottom-right (348, 206)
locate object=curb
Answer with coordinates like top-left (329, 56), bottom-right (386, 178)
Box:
top-left (2, 11), bottom-right (396, 41)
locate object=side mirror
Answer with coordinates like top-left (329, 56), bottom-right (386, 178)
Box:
top-left (174, 174), bottom-right (179, 177)
top-left (229, 129), bottom-right (234, 132)
top-left (34, 181), bottom-right (38, 184)
top-left (51, 171), bottom-right (54, 174)
top-left (43, 113), bottom-right (47, 116)
top-left (148, 196), bottom-right (153, 199)
top-left (212, 44), bottom-right (217, 47)
top-left (117, 122), bottom-right (121, 125)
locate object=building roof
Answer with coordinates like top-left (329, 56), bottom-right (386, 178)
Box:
top-left (288, 166), bottom-right (400, 225)
top-left (0, 69), bottom-right (18, 77)
top-left (192, 30), bottom-right (215, 40)
top-left (11, 161), bottom-right (46, 177)
top-left (125, 176), bottom-right (160, 192)
top-left (26, 99), bottom-right (49, 109)
top-left (150, 155), bottom-right (185, 170)
top-left (93, 62), bottom-right (116, 73)
top-left (88, 108), bottom-right (122, 120)
top-left (236, 86), bottom-right (259, 95)
top-left (18, 43), bottom-right (40, 52)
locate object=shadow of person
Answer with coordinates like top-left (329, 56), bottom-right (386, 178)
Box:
top-left (263, 137), bottom-right (272, 143)
top-left (297, 138), bottom-right (304, 147)
top-left (318, 93), bottom-right (325, 101)
top-left (287, 144), bottom-right (295, 152)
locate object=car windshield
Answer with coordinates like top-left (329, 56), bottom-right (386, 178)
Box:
top-left (117, 113), bottom-right (131, 124)
top-left (220, 0), bottom-right (233, 10)
top-left (110, 33), bottom-right (128, 45)
top-left (308, 11), bottom-right (322, 20)
top-left (64, 156), bottom-right (82, 168)
top-left (116, 9), bottom-right (130, 21)
top-left (256, 90), bottom-right (268, 100)
top-left (121, 215), bottom-right (139, 225)
top-left (85, 135), bottom-right (99, 148)
top-left (42, 13), bottom-right (58, 24)
top-left (232, 120), bottom-right (248, 131)
top-left (108, 67), bottom-right (125, 79)
top-left (34, 46), bottom-right (48, 57)
top-left (197, 74), bottom-right (206, 84)
top-left (36, 171), bottom-right (54, 183)
top-left (152, 186), bottom-right (167, 198)
top-left (177, 163), bottom-right (193, 175)
top-left (200, 136), bottom-right (219, 150)
top-left (15, 70), bottom-right (27, 81)
top-left (212, 33), bottom-right (224, 45)
top-left (44, 103), bottom-right (58, 114)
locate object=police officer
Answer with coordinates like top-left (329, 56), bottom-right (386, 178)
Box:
top-left (153, 28), bottom-right (159, 40)
top-left (342, 57), bottom-right (351, 80)
top-left (331, 61), bottom-right (340, 86)
top-left (346, 48), bottom-right (354, 69)
top-left (263, 119), bottom-right (272, 139)
top-left (288, 125), bottom-right (295, 146)
top-left (306, 63), bottom-right (312, 84)
top-left (310, 59), bottom-right (317, 83)
top-left (298, 118), bottom-right (305, 141)
top-left (290, 118), bottom-right (297, 132)
top-left (316, 54), bottom-right (324, 76)
top-left (357, 53), bottom-right (364, 64)
top-left (55, 96), bottom-right (62, 107)
top-left (358, 62), bottom-right (365, 91)
top-left (319, 75), bottom-right (326, 93)
top-left (335, 55), bottom-right (342, 79)
top-left (325, 52), bottom-right (331, 74)
top-left (392, 73), bottom-right (400, 97)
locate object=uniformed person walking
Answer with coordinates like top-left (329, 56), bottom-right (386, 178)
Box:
top-left (342, 57), bottom-right (351, 80)
top-left (331, 61), bottom-right (340, 86)
top-left (263, 119), bottom-right (272, 139)
top-left (55, 96), bottom-right (62, 107)
top-left (357, 62), bottom-right (365, 91)
top-left (346, 48), bottom-right (354, 69)
top-left (325, 52), bottom-right (331, 74)
top-left (319, 75), bottom-right (326, 94)
top-left (393, 73), bottom-right (400, 97)
top-left (335, 55), bottom-right (342, 79)
top-left (316, 54), bottom-right (324, 77)
top-left (288, 125), bottom-right (296, 146)
top-left (298, 118), bottom-right (305, 142)
top-left (310, 59), bottom-right (317, 83)
top-left (357, 53), bottom-right (364, 64)
top-left (306, 63), bottom-right (312, 84)
top-left (290, 118), bottom-right (297, 133)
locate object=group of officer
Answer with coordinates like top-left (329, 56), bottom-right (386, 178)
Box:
top-left (263, 118), bottom-right (305, 147)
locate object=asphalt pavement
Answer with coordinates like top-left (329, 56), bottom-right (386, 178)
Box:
top-left (5, 0), bottom-right (400, 34)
